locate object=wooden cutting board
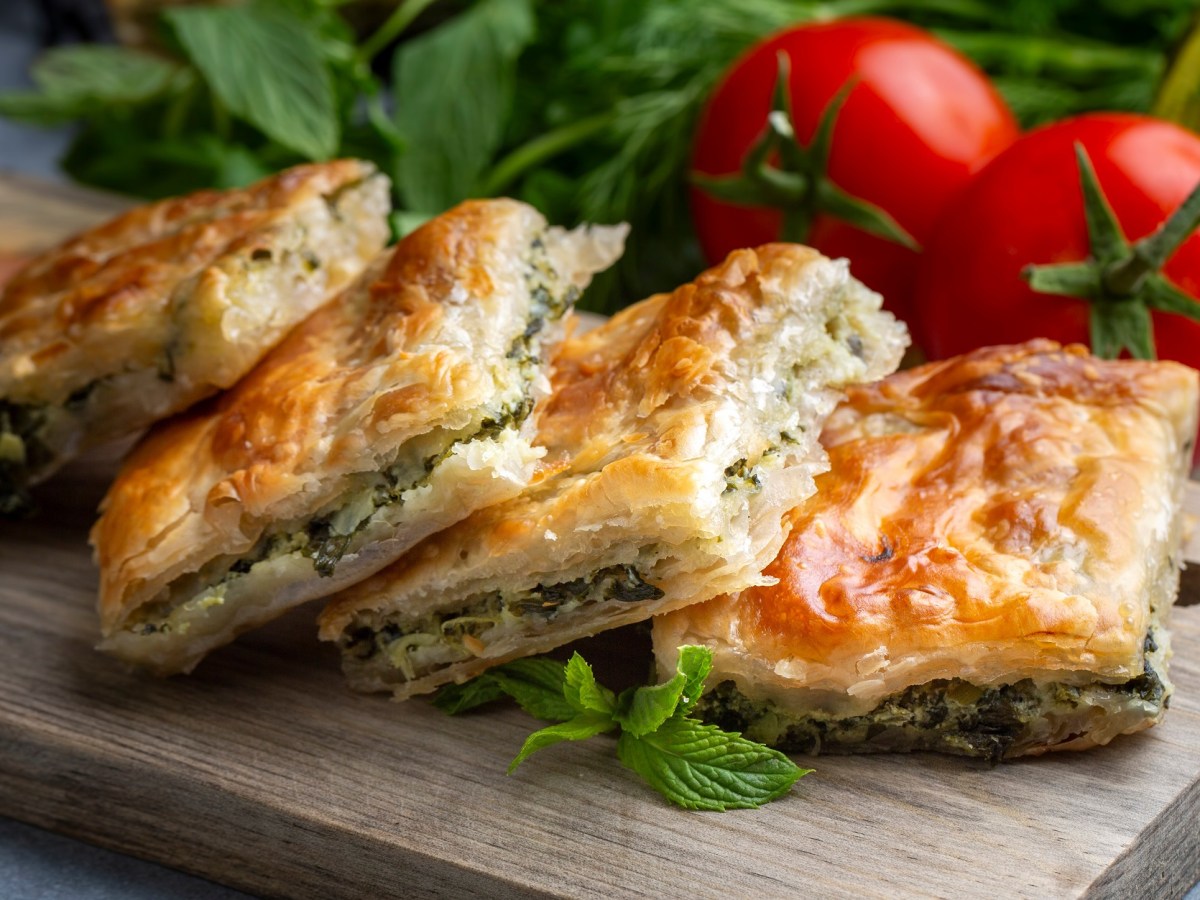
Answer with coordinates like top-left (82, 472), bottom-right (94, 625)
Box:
top-left (0, 174), bottom-right (1198, 900)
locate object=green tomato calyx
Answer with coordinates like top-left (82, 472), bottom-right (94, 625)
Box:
top-left (1022, 143), bottom-right (1200, 360)
top-left (691, 52), bottom-right (919, 252)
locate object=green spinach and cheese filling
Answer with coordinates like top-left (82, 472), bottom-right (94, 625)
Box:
top-left (1, 376), bottom-right (136, 515)
top-left (696, 630), bottom-right (1171, 763)
top-left (3, 162), bottom-right (391, 520)
top-left (0, 401), bottom-right (50, 516)
top-left (340, 564), bottom-right (665, 682)
top-left (123, 235), bottom-right (574, 638)
top-left (336, 444), bottom-right (792, 686)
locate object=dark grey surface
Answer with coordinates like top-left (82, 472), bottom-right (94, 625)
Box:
top-left (0, 818), bottom-right (252, 900)
top-left (0, 3), bottom-right (1198, 899)
top-left (0, 0), bottom-right (75, 179)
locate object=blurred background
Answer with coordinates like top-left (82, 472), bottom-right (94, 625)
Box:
top-left (0, 0), bottom-right (84, 180)
top-left (2, 0), bottom-right (1198, 315)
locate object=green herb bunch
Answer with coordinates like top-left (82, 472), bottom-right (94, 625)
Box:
top-left (0, 0), bottom-right (409, 199)
top-left (435, 645), bottom-right (810, 810)
top-left (1, 0), bottom-right (1194, 312)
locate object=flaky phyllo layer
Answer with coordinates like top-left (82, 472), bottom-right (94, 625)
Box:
top-left (653, 342), bottom-right (1199, 759)
top-left (94, 200), bottom-right (626, 674)
top-left (319, 245), bottom-right (909, 697)
top-left (696, 619), bottom-right (1173, 762)
top-left (1, 161), bottom-right (391, 514)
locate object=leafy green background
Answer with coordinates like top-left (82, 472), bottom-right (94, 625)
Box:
top-left (0, 0), bottom-right (1195, 311)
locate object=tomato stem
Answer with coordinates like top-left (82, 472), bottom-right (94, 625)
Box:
top-left (1102, 255), bottom-right (1154, 298)
top-left (690, 53), bottom-right (918, 252)
top-left (1022, 144), bottom-right (1200, 359)
top-left (756, 167), bottom-right (808, 201)
top-left (781, 207), bottom-right (812, 244)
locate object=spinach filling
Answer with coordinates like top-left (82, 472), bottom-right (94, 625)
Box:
top-left (0, 401), bottom-right (53, 517)
top-left (298, 398), bottom-right (534, 578)
top-left (723, 458), bottom-right (762, 495)
top-left (286, 236), bottom-right (568, 579)
top-left (240, 393), bottom-right (536, 585)
top-left (698, 632), bottom-right (1167, 763)
top-left (133, 233), bottom-right (575, 634)
top-left (721, 428), bottom-right (802, 498)
top-left (506, 239), bottom-right (579, 383)
top-left (342, 564), bottom-right (664, 681)
top-left (2, 373), bottom-right (148, 517)
top-left (131, 395), bottom-right (540, 634)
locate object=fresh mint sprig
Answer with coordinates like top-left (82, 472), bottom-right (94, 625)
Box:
top-left (434, 645), bottom-right (810, 811)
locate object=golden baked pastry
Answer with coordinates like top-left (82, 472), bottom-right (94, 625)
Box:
top-left (0, 160), bottom-right (390, 514)
top-left (319, 244), bottom-right (908, 698)
top-left (653, 341), bottom-right (1199, 760)
top-left (93, 198), bottom-right (626, 674)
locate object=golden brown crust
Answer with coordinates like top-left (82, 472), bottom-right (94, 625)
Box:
top-left (318, 245), bottom-right (909, 697)
top-left (0, 160), bottom-right (389, 519)
top-left (1, 160), bottom-right (385, 408)
top-left (91, 198), bottom-right (625, 671)
top-left (655, 341), bottom-right (1199, 714)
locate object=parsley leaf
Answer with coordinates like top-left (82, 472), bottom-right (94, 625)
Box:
top-left (435, 645), bottom-right (809, 810)
top-left (617, 718), bottom-right (811, 811)
top-left (166, 3), bottom-right (340, 160)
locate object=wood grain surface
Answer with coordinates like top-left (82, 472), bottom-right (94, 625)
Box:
top-left (0, 175), bottom-right (1198, 899)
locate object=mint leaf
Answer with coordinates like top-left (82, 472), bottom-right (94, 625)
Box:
top-left (0, 45), bottom-right (188, 125)
top-left (433, 658), bottom-right (575, 721)
top-left (391, 0), bottom-right (534, 211)
top-left (676, 645), bottom-right (713, 716)
top-left (432, 674), bottom-right (507, 716)
top-left (167, 3), bottom-right (339, 160)
top-left (62, 125), bottom-right (272, 199)
top-left (615, 676), bottom-right (684, 737)
top-left (563, 653), bottom-right (616, 716)
top-left (34, 45), bottom-right (186, 106)
top-left (615, 645), bottom-right (714, 735)
top-left (0, 93), bottom-right (80, 127)
top-left (617, 718), bottom-right (810, 811)
top-left (492, 659), bottom-right (575, 722)
top-left (508, 712), bottom-right (616, 774)
top-left (438, 646), bottom-right (805, 812)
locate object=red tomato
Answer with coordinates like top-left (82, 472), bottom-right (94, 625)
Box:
top-left (691, 18), bottom-right (1017, 336)
top-left (914, 113), bottom-right (1200, 363)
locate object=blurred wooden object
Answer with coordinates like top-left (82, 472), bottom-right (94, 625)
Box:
top-left (0, 171), bottom-right (128, 253)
